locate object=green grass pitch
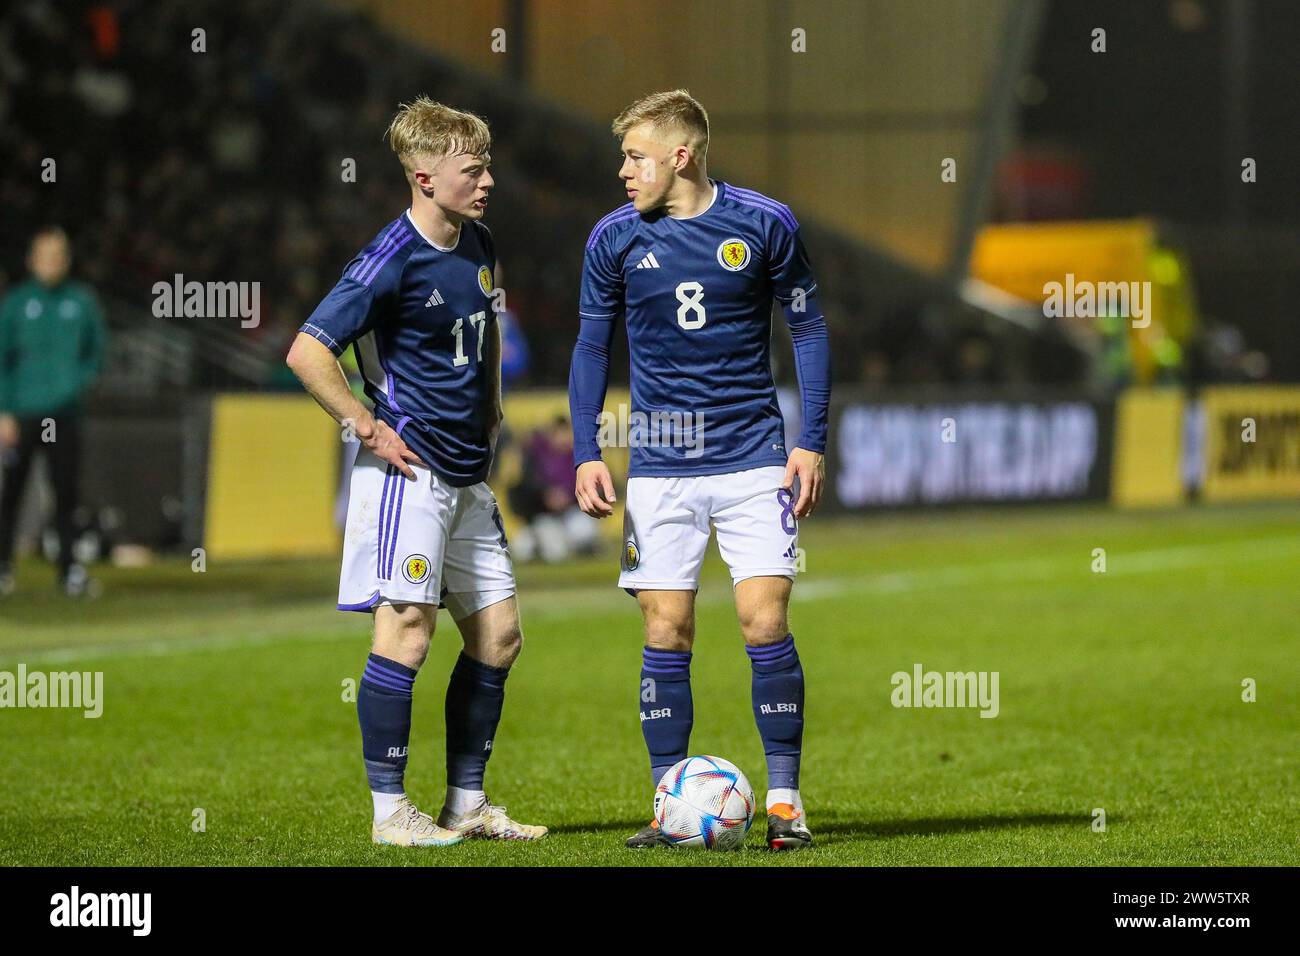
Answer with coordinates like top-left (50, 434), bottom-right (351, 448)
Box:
top-left (1, 501), bottom-right (1297, 866)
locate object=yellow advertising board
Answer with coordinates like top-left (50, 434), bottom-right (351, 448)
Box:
top-left (1200, 386), bottom-right (1300, 501)
top-left (1110, 387), bottom-right (1186, 508)
top-left (204, 395), bottom-right (341, 559)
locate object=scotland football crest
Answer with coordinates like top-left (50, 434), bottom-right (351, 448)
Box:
top-left (402, 553), bottom-right (431, 585)
top-left (716, 238), bottom-right (750, 272)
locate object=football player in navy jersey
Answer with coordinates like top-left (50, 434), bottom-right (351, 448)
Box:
top-left (287, 97), bottom-right (545, 847)
top-left (570, 90), bottom-right (831, 850)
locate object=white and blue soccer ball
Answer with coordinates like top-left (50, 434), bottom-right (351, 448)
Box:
top-left (654, 755), bottom-right (755, 849)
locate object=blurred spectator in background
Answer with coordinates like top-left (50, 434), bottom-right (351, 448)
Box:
top-left (483, 260), bottom-right (530, 485)
top-left (508, 415), bottom-right (597, 563)
top-left (0, 227), bottom-right (107, 597)
top-left (495, 262), bottom-right (530, 391)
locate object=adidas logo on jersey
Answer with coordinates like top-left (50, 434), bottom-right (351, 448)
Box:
top-left (635, 252), bottom-right (661, 269)
top-left (424, 289), bottom-right (444, 307)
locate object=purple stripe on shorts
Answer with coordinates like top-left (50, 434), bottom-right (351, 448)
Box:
top-left (384, 467), bottom-right (403, 579)
top-left (338, 590), bottom-right (380, 612)
top-left (376, 465), bottom-right (395, 580)
top-left (385, 472), bottom-right (407, 579)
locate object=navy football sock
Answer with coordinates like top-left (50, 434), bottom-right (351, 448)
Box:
top-left (640, 647), bottom-right (694, 790)
top-left (747, 634), bottom-right (804, 791)
top-left (357, 653), bottom-right (417, 794)
top-left (445, 652), bottom-right (510, 790)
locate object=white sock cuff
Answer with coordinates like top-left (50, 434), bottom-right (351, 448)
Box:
top-left (445, 785), bottom-right (488, 815)
top-left (765, 787), bottom-right (801, 812)
top-left (372, 790), bottom-right (407, 823)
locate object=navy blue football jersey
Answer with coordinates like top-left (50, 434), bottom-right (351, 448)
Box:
top-left (300, 211), bottom-right (499, 486)
top-left (577, 180), bottom-right (823, 477)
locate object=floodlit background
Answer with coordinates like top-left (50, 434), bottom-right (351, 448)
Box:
top-left (0, 0), bottom-right (1296, 866)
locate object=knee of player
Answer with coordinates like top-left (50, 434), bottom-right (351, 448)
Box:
top-left (497, 623), bottom-right (524, 667)
top-left (638, 592), bottom-right (695, 650)
top-left (739, 610), bottom-right (789, 647)
top-left (644, 619), bottom-right (694, 652)
top-left (374, 604), bottom-right (434, 664)
top-left (396, 631), bottom-right (433, 665)
top-left (374, 632), bottom-right (431, 668)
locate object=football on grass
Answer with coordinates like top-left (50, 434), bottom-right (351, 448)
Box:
top-left (653, 755), bottom-right (755, 849)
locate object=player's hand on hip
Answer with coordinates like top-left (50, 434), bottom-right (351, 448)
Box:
top-left (575, 460), bottom-right (617, 518)
top-left (360, 417), bottom-right (423, 480)
top-left (0, 415), bottom-right (18, 450)
top-left (783, 447), bottom-right (825, 520)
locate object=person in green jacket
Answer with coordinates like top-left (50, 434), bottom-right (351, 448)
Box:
top-left (0, 227), bottom-right (107, 597)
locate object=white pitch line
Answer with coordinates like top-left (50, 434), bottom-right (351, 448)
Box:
top-left (5, 535), bottom-right (1297, 665)
top-left (791, 534), bottom-right (1300, 601)
top-left (4, 624), bottom-right (361, 666)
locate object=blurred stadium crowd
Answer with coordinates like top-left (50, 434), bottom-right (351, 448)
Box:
top-left (1, 0), bottom-right (1103, 394)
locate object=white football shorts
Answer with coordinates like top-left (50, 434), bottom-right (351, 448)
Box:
top-left (619, 465), bottom-right (799, 591)
top-left (337, 445), bottom-right (515, 619)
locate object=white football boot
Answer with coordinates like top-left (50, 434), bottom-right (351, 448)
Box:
top-left (372, 797), bottom-right (464, 847)
top-left (438, 797), bottom-right (548, 841)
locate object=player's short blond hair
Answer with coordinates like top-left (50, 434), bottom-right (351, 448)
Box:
top-left (612, 89), bottom-right (709, 163)
top-left (385, 96), bottom-right (491, 176)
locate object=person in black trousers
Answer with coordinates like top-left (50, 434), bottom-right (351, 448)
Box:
top-left (0, 227), bottom-right (107, 597)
